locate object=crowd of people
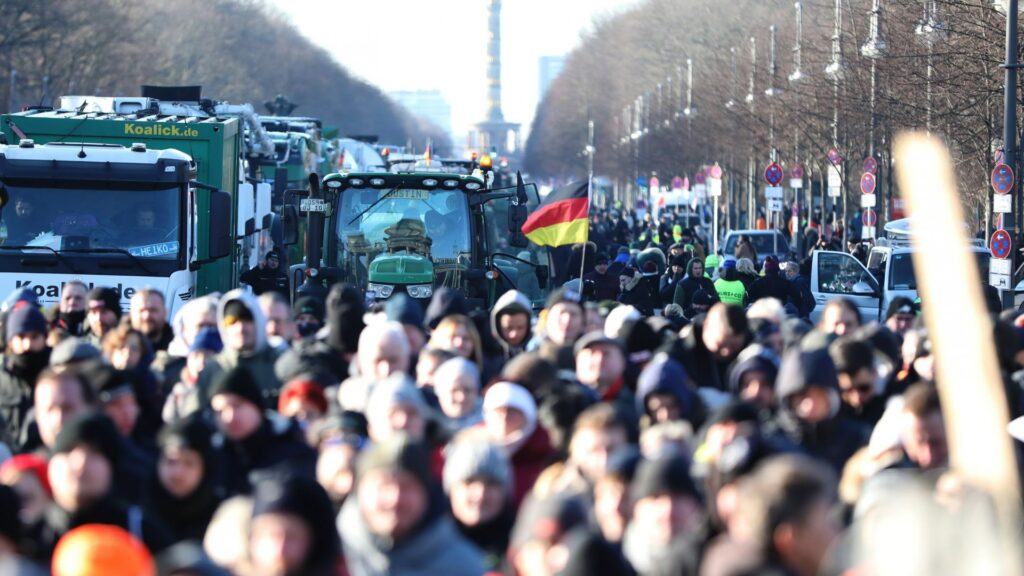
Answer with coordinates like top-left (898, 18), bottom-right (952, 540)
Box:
top-left (0, 208), bottom-right (1018, 575)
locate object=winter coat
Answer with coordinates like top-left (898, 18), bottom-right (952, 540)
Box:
top-left (34, 497), bottom-right (173, 564)
top-left (490, 290), bottom-right (534, 359)
top-left (666, 317), bottom-right (746, 392)
top-left (749, 272), bottom-right (804, 310)
top-left (0, 351), bottom-right (48, 450)
top-left (659, 271), bottom-right (684, 304)
top-left (584, 269), bottom-right (622, 302)
top-left (455, 502), bottom-right (516, 573)
top-left (790, 274), bottom-right (816, 318)
top-left (509, 425), bottom-right (556, 509)
top-left (215, 412), bottom-right (318, 496)
top-left (195, 291), bottom-right (282, 411)
top-left (339, 486), bottom-right (485, 576)
top-left (672, 259), bottom-right (719, 317)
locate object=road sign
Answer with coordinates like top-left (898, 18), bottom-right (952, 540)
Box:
top-left (636, 175), bottom-right (647, 187)
top-left (995, 194), bottom-right (1012, 214)
top-left (863, 156), bottom-right (878, 175)
top-left (862, 209), bottom-right (877, 227)
top-left (695, 183), bottom-right (707, 201)
top-left (695, 170), bottom-right (707, 185)
top-left (300, 198), bottom-right (327, 213)
top-left (709, 163), bottom-right (724, 179)
top-left (649, 176), bottom-right (660, 192)
top-left (991, 256), bottom-right (1012, 289)
top-left (992, 163), bottom-right (1014, 194)
top-left (991, 228), bottom-right (1012, 259)
top-left (672, 176), bottom-right (684, 190)
top-left (860, 172), bottom-right (876, 195)
top-left (790, 178), bottom-right (804, 189)
top-left (768, 198), bottom-right (783, 212)
top-left (764, 162), bottom-right (784, 186)
top-left (828, 165), bottom-right (842, 188)
top-left (708, 178), bottom-right (722, 197)
top-left (790, 164), bottom-right (804, 179)
top-left (765, 186), bottom-right (784, 199)
top-left (863, 226), bottom-right (876, 239)
top-left (827, 147), bottom-right (842, 166)
top-left (828, 186), bottom-right (841, 197)
top-left (861, 194), bottom-right (877, 208)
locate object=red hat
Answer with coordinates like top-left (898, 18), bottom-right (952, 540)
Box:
top-left (278, 378), bottom-right (328, 415)
top-left (0, 453), bottom-right (51, 496)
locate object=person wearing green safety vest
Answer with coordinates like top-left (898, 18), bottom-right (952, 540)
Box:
top-left (638, 222), bottom-right (660, 247)
top-left (672, 223), bottom-right (683, 244)
top-left (714, 258), bottom-right (747, 306)
top-left (704, 254), bottom-right (720, 281)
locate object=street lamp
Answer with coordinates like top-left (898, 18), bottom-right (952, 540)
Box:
top-left (725, 47), bottom-right (739, 109)
top-left (789, 2), bottom-right (809, 85)
top-left (862, 0), bottom-right (887, 225)
top-left (996, 0), bottom-right (1022, 308)
top-left (915, 0), bottom-right (946, 133)
top-left (684, 58), bottom-right (698, 117)
top-left (746, 36), bottom-right (757, 106)
top-left (993, 0), bottom-right (1024, 15)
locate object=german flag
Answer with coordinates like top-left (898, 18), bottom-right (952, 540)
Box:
top-left (521, 181), bottom-right (589, 247)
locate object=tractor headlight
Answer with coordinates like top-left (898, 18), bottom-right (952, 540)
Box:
top-left (406, 284), bottom-right (433, 299)
top-left (367, 283), bottom-right (394, 298)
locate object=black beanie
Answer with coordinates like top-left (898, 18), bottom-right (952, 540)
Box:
top-left (87, 287), bottom-right (122, 319)
top-left (87, 366), bottom-right (135, 405)
top-left (251, 475), bottom-right (341, 569)
top-left (158, 414), bottom-right (215, 465)
top-left (208, 365), bottom-right (265, 410)
top-left (292, 296), bottom-right (325, 323)
top-left (52, 411), bottom-right (123, 467)
top-left (327, 304), bottom-right (364, 355)
top-left (631, 454), bottom-right (702, 503)
top-left (356, 435), bottom-right (432, 491)
top-left (223, 299), bottom-right (254, 323)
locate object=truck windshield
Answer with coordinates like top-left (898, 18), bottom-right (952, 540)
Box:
top-left (0, 182), bottom-right (181, 259)
top-left (888, 251), bottom-right (990, 291)
top-left (337, 186), bottom-right (471, 264)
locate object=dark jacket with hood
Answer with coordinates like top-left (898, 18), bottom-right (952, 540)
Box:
top-left (665, 316), bottom-right (747, 393)
top-left (196, 290), bottom-right (282, 410)
top-left (216, 411), bottom-right (318, 496)
top-left (673, 258), bottom-right (719, 317)
top-left (636, 354), bottom-right (694, 429)
top-left (252, 475), bottom-right (341, 576)
top-left (767, 349), bottom-right (869, 474)
top-left (490, 290), bottom-right (534, 360)
top-left (151, 416), bottom-right (223, 544)
top-left (749, 270), bottom-right (804, 309)
top-left (0, 349), bottom-right (49, 450)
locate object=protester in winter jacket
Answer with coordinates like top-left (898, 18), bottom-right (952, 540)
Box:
top-left (51, 280), bottom-right (88, 338)
top-left (443, 435), bottom-right (516, 572)
top-left (0, 303), bottom-right (51, 450)
top-left (339, 436), bottom-right (486, 576)
top-left (726, 345), bottom-right (781, 413)
top-left (535, 288), bottom-right (585, 371)
top-left (583, 255), bottom-right (622, 302)
top-left (767, 348), bottom-right (869, 475)
top-left (618, 266), bottom-right (657, 317)
top-left (35, 412), bottom-right (172, 562)
top-left (129, 289), bottom-right (174, 353)
top-left (151, 415), bottom-right (222, 544)
top-left (713, 258), bottom-right (747, 307)
top-left (749, 256), bottom-right (803, 311)
top-left (196, 290), bottom-right (282, 411)
top-left (659, 255), bottom-right (688, 305)
top-left (99, 326), bottom-right (161, 443)
top-left (575, 333), bottom-right (640, 436)
top-left (162, 327), bottom-right (223, 423)
top-left (829, 337), bottom-right (886, 427)
top-left (673, 258), bottom-right (718, 318)
top-left (482, 382), bottom-right (555, 509)
top-left (208, 366), bottom-right (317, 495)
top-left (250, 474), bottom-right (341, 576)
top-left (84, 287), bottom-right (121, 348)
top-left (636, 353), bottom-right (694, 430)
top-left (670, 304), bottom-right (751, 392)
top-left (491, 290), bottom-right (534, 360)
top-left (735, 258), bottom-right (759, 291)
top-left (158, 294), bottom-right (219, 390)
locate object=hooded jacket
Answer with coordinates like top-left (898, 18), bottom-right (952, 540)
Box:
top-left (196, 290), bottom-right (282, 411)
top-left (636, 354), bottom-right (693, 425)
top-left (216, 411), bottom-right (318, 496)
top-left (749, 270), bottom-right (804, 310)
top-left (0, 349), bottom-right (49, 451)
top-left (672, 258), bottom-right (719, 317)
top-left (491, 291), bottom-right (533, 360)
top-left (768, 349), bottom-right (869, 474)
top-left (338, 483), bottom-right (485, 576)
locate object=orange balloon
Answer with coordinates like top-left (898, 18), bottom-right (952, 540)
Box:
top-left (52, 524), bottom-right (155, 576)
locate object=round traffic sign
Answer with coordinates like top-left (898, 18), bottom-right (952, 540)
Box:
top-left (764, 162), bottom-right (784, 186)
top-left (860, 172), bottom-right (876, 195)
top-left (695, 170), bottom-right (706, 185)
top-left (709, 164), bottom-right (724, 179)
top-left (862, 209), bottom-right (877, 227)
top-left (863, 156), bottom-right (878, 175)
top-left (991, 228), bottom-right (1012, 259)
top-left (790, 164), bottom-right (804, 179)
top-left (992, 163), bottom-right (1014, 194)
top-left (671, 176), bottom-right (684, 190)
top-left (827, 147), bottom-right (843, 166)
top-left (650, 176), bottom-right (660, 191)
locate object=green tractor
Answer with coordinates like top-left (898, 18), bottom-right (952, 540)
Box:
top-left (287, 166), bottom-right (552, 310)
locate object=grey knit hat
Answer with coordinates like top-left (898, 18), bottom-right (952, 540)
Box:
top-left (443, 439), bottom-right (513, 495)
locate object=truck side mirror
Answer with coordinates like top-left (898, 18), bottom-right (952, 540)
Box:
top-left (282, 205), bottom-right (299, 246)
top-left (208, 190), bottom-right (232, 260)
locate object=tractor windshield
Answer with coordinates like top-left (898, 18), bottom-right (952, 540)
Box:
top-left (336, 187), bottom-right (471, 283)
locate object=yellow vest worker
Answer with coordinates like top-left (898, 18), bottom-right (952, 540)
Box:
top-left (714, 258), bottom-right (746, 306)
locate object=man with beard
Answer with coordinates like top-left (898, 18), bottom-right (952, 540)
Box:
top-left (85, 287), bottom-right (122, 348)
top-left (130, 289), bottom-right (173, 352)
top-left (0, 302), bottom-right (51, 451)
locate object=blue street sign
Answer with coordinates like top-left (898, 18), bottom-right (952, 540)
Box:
top-left (991, 229), bottom-right (1012, 259)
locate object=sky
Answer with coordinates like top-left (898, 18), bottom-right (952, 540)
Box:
top-left (267, 0), bottom-right (642, 144)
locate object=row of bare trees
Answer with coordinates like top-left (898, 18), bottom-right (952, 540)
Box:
top-left (0, 0), bottom-right (451, 154)
top-left (525, 0), bottom-right (1017, 227)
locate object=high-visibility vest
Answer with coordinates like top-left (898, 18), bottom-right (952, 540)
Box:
top-left (714, 278), bottom-right (746, 306)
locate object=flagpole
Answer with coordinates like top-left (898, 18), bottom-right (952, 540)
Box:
top-left (581, 120), bottom-right (595, 289)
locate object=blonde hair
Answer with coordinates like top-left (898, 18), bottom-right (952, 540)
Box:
top-left (736, 257), bottom-right (757, 275)
top-left (429, 315), bottom-right (483, 370)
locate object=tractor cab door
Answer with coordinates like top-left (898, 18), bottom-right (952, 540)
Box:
top-left (480, 180), bottom-right (551, 308)
top-left (810, 250), bottom-right (882, 324)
